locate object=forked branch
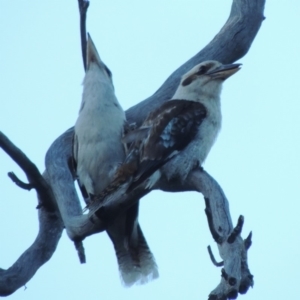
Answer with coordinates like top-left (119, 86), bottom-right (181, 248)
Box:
top-left (78, 0), bottom-right (89, 71)
top-left (0, 0), bottom-right (265, 297)
top-left (0, 132), bottom-right (63, 296)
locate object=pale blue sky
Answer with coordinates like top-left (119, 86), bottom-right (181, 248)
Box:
top-left (1, 1), bottom-right (300, 299)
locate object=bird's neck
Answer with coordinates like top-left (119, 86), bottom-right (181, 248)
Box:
top-left (80, 68), bottom-right (121, 113)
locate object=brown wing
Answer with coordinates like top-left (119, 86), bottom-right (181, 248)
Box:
top-left (130, 100), bottom-right (207, 187)
top-left (87, 100), bottom-right (207, 213)
top-left (142, 100), bottom-right (206, 159)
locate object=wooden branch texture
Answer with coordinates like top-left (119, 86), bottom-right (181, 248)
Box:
top-left (0, 133), bottom-right (64, 296)
top-left (0, 0), bottom-right (265, 297)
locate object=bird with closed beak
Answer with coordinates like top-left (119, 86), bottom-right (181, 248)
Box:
top-left (73, 33), bottom-right (158, 286)
top-left (160, 60), bottom-right (241, 182)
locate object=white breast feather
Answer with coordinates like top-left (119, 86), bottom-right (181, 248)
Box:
top-left (74, 65), bottom-right (125, 194)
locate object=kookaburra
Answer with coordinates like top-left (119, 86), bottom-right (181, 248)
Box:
top-left (160, 60), bottom-right (241, 182)
top-left (73, 34), bottom-right (158, 286)
top-left (87, 60), bottom-right (241, 211)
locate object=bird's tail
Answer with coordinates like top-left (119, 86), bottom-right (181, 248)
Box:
top-left (106, 203), bottom-right (158, 287)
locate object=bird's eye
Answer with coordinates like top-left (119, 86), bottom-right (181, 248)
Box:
top-left (182, 76), bottom-right (194, 86)
top-left (196, 66), bottom-right (207, 75)
top-left (104, 65), bottom-right (112, 78)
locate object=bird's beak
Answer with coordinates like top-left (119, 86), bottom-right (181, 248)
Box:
top-left (207, 63), bottom-right (242, 80)
top-left (86, 33), bottom-right (103, 70)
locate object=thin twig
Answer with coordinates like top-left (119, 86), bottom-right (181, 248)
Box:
top-left (0, 131), bottom-right (56, 212)
top-left (207, 245), bottom-right (224, 267)
top-left (244, 231), bottom-right (252, 250)
top-left (78, 0), bottom-right (89, 71)
top-left (74, 0), bottom-right (90, 264)
top-left (7, 172), bottom-right (33, 191)
top-left (74, 240), bottom-right (86, 264)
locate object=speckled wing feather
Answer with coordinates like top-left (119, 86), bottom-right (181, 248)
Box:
top-left (86, 99), bottom-right (207, 215)
top-left (86, 145), bottom-right (139, 214)
top-left (132, 99), bottom-right (207, 187)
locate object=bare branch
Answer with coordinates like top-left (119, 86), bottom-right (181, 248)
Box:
top-left (1, 0), bottom-right (265, 297)
top-left (74, 240), bottom-right (86, 264)
top-left (7, 171), bottom-right (33, 191)
top-left (0, 207), bottom-right (63, 296)
top-left (125, 0), bottom-right (266, 127)
top-left (78, 0), bottom-right (89, 71)
top-left (244, 231), bottom-right (252, 250)
top-left (207, 246), bottom-right (224, 267)
top-left (187, 169), bottom-right (253, 299)
top-left (0, 132), bottom-right (64, 296)
top-left (0, 131), bottom-right (56, 212)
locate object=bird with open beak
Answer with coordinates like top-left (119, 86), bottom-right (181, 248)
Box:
top-left (73, 34), bottom-right (158, 286)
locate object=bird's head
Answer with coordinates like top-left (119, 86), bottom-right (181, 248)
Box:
top-left (86, 33), bottom-right (113, 82)
top-left (174, 60), bottom-right (241, 100)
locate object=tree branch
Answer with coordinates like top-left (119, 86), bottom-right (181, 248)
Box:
top-left (1, 0), bottom-right (265, 297)
top-left (7, 171), bottom-right (33, 191)
top-left (187, 169), bottom-right (253, 299)
top-left (0, 132), bottom-right (56, 212)
top-left (78, 0), bottom-right (89, 71)
top-left (0, 133), bottom-right (64, 296)
top-left (0, 207), bottom-right (63, 296)
top-left (207, 246), bottom-right (224, 267)
top-left (125, 0), bottom-right (266, 127)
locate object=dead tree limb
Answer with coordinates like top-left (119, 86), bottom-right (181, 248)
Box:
top-left (0, 132), bottom-right (64, 296)
top-left (78, 0), bottom-right (89, 71)
top-left (0, 0), bottom-right (265, 297)
top-left (187, 170), bottom-right (254, 299)
top-left (0, 132), bottom-right (56, 212)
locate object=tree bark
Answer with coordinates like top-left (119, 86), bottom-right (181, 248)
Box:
top-left (0, 132), bottom-right (63, 296)
top-left (0, 0), bottom-right (265, 298)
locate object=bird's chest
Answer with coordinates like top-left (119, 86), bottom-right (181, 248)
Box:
top-left (194, 116), bottom-right (221, 161)
top-left (77, 102), bottom-right (124, 136)
top-left (75, 103), bottom-right (126, 193)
